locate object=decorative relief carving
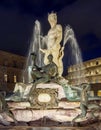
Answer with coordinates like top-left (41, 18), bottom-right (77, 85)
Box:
top-left (30, 88), bottom-right (58, 109)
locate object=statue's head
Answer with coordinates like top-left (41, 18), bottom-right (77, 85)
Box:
top-left (47, 54), bottom-right (53, 62)
top-left (48, 12), bottom-right (57, 25)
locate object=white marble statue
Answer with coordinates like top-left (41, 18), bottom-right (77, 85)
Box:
top-left (40, 12), bottom-right (63, 77)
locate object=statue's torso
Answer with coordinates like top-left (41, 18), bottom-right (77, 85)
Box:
top-left (81, 90), bottom-right (88, 105)
top-left (47, 25), bottom-right (61, 50)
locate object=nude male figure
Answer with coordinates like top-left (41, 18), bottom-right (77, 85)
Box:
top-left (40, 12), bottom-right (63, 77)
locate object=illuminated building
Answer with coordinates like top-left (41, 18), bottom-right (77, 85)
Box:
top-left (66, 57), bottom-right (101, 96)
top-left (0, 50), bottom-right (26, 93)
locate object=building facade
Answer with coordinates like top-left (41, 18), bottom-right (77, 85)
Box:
top-left (0, 50), bottom-right (26, 93)
top-left (66, 57), bottom-right (101, 96)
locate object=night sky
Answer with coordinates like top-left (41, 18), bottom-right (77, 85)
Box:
top-left (0, 0), bottom-right (101, 75)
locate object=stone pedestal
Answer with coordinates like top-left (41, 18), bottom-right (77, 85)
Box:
top-left (7, 101), bottom-right (80, 122)
top-left (5, 83), bottom-right (101, 124)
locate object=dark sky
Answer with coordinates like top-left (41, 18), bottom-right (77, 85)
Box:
top-left (0, 0), bottom-right (101, 74)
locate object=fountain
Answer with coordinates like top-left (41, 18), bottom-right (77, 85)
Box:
top-left (0, 12), bottom-right (101, 127)
top-left (23, 20), bottom-right (44, 83)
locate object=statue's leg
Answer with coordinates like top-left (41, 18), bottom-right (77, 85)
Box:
top-left (29, 71), bottom-right (44, 94)
top-left (90, 110), bottom-right (97, 119)
top-left (72, 103), bottom-right (87, 123)
top-left (30, 74), bottom-right (50, 91)
top-left (44, 52), bottom-right (50, 65)
top-left (34, 76), bottom-right (50, 85)
top-left (52, 51), bottom-right (63, 77)
top-left (80, 103), bottom-right (87, 117)
top-left (52, 51), bottom-right (59, 66)
top-left (88, 103), bottom-right (101, 119)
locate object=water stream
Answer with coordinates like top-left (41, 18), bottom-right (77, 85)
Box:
top-left (23, 20), bottom-right (44, 83)
top-left (63, 25), bottom-right (87, 84)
